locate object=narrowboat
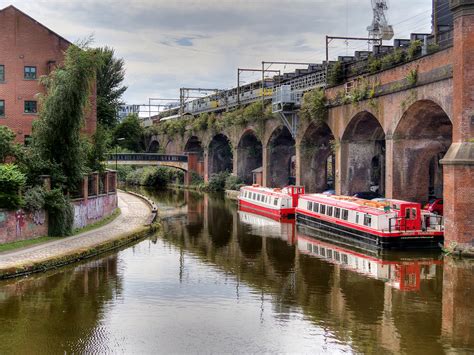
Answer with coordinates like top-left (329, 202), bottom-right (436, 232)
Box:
top-left (296, 194), bottom-right (444, 249)
top-left (297, 233), bottom-right (441, 292)
top-left (238, 185), bottom-right (305, 220)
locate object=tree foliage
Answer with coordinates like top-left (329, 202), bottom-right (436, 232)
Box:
top-left (96, 46), bottom-right (127, 128)
top-left (300, 88), bottom-right (328, 125)
top-left (0, 126), bottom-right (20, 163)
top-left (0, 164), bottom-right (26, 209)
top-left (113, 114), bottom-right (144, 152)
top-left (32, 43), bottom-right (98, 192)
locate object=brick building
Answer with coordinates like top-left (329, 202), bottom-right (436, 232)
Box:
top-left (0, 5), bottom-right (96, 143)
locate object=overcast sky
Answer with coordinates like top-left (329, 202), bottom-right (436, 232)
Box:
top-left (2, 0), bottom-right (433, 104)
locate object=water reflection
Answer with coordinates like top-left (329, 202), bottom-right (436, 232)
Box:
top-left (0, 189), bottom-right (472, 353)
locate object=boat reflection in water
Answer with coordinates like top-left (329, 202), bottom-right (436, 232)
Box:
top-left (297, 232), bottom-right (442, 292)
top-left (237, 210), bottom-right (296, 245)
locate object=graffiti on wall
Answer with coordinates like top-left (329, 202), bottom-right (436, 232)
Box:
top-left (73, 195), bottom-right (117, 230)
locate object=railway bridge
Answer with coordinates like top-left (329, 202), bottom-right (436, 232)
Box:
top-left (146, 1), bottom-right (473, 252)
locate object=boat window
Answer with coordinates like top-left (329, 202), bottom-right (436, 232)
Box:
top-left (327, 249), bottom-right (333, 259)
top-left (313, 203), bottom-right (319, 213)
top-left (342, 254), bottom-right (348, 264)
top-left (356, 214), bottom-right (359, 224)
top-left (320, 204), bottom-right (326, 215)
top-left (364, 214), bottom-right (372, 227)
top-left (405, 208), bottom-right (411, 219)
top-left (313, 245), bottom-right (319, 254)
top-left (274, 198), bottom-right (279, 206)
top-left (335, 208), bottom-right (341, 219)
top-left (342, 209), bottom-right (349, 220)
top-left (327, 206), bottom-right (333, 216)
top-left (334, 251), bottom-right (340, 262)
top-left (411, 208), bottom-right (417, 219)
top-left (253, 193), bottom-right (256, 200)
top-left (307, 244), bottom-right (312, 252)
top-left (320, 247), bottom-right (326, 257)
top-left (308, 202), bottom-right (313, 211)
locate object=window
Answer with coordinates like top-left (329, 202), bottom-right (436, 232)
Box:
top-left (327, 249), bottom-right (333, 259)
top-left (0, 65), bottom-right (4, 81)
top-left (308, 202), bottom-right (313, 211)
top-left (335, 208), bottom-right (341, 219)
top-left (342, 209), bottom-right (349, 221)
top-left (24, 66), bottom-right (37, 80)
top-left (313, 203), bottom-right (319, 213)
top-left (405, 208), bottom-right (411, 219)
top-left (252, 193), bottom-right (256, 200)
top-left (327, 206), bottom-right (333, 216)
top-left (274, 198), bottom-right (279, 206)
top-left (320, 204), bottom-right (326, 215)
top-left (342, 254), bottom-right (348, 264)
top-left (356, 214), bottom-right (360, 224)
top-left (364, 214), bottom-right (372, 227)
top-left (24, 101), bottom-right (37, 113)
top-left (0, 100), bottom-right (4, 117)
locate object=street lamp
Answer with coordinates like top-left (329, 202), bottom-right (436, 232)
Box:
top-left (115, 138), bottom-right (125, 171)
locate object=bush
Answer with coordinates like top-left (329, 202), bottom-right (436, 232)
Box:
top-left (300, 89), bottom-right (328, 125)
top-left (190, 172), bottom-right (204, 185)
top-left (0, 164), bottom-right (26, 209)
top-left (328, 61), bottom-right (344, 86)
top-left (23, 186), bottom-right (47, 211)
top-left (225, 175), bottom-right (244, 191)
top-left (207, 171), bottom-right (230, 192)
top-left (44, 189), bottom-right (74, 237)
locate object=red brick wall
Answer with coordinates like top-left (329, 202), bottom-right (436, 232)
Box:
top-left (0, 209), bottom-right (48, 244)
top-left (0, 6), bottom-right (96, 143)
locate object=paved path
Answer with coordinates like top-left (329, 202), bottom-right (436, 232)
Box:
top-left (0, 192), bottom-right (151, 272)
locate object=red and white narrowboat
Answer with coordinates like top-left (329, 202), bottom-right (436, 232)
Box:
top-left (238, 185), bottom-right (305, 220)
top-left (296, 194), bottom-right (444, 249)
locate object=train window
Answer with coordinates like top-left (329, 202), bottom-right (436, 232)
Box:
top-left (320, 247), bottom-right (326, 257)
top-left (307, 244), bottom-right (312, 252)
top-left (364, 214), bottom-right (372, 227)
top-left (342, 254), bottom-right (348, 264)
top-left (342, 209), bottom-right (349, 220)
top-left (334, 251), bottom-right (340, 262)
top-left (327, 206), bottom-right (333, 216)
top-left (327, 250), bottom-right (333, 259)
top-left (313, 245), bottom-right (319, 254)
top-left (313, 203), bottom-right (319, 213)
top-left (335, 208), bottom-right (341, 219)
top-left (308, 202), bottom-right (313, 211)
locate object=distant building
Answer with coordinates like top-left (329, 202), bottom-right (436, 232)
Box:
top-left (432, 0), bottom-right (453, 34)
top-left (0, 5), bottom-right (96, 143)
top-left (117, 104), bottom-right (141, 120)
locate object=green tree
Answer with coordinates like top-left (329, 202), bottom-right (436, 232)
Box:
top-left (96, 47), bottom-right (127, 128)
top-left (32, 42), bottom-right (99, 192)
top-left (113, 114), bottom-right (144, 152)
top-left (86, 124), bottom-right (112, 173)
top-left (0, 126), bottom-right (20, 163)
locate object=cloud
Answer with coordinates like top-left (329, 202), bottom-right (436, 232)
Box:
top-left (2, 0), bottom-right (434, 103)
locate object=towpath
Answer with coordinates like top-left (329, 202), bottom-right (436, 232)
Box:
top-left (0, 191), bottom-right (152, 277)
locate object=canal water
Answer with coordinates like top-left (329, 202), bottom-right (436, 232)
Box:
top-left (0, 189), bottom-right (473, 354)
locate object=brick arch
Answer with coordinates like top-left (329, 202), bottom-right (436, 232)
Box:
top-left (236, 129), bottom-right (263, 184)
top-left (208, 133), bottom-right (233, 176)
top-left (340, 111), bottom-right (386, 195)
top-left (392, 99), bottom-right (452, 202)
top-left (147, 137), bottom-right (160, 153)
top-left (266, 125), bottom-right (296, 187)
top-left (299, 121), bottom-right (336, 193)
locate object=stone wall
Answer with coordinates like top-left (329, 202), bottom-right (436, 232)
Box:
top-left (0, 209), bottom-right (48, 244)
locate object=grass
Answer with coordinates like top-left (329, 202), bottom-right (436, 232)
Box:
top-left (0, 208), bottom-right (121, 254)
top-left (0, 236), bottom-right (60, 253)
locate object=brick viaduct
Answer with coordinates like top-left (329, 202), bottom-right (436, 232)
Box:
top-left (147, 1), bottom-right (473, 251)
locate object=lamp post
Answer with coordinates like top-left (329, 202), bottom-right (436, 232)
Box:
top-left (115, 138), bottom-right (125, 171)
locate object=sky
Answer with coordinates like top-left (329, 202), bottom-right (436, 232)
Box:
top-left (1, 0), bottom-right (434, 106)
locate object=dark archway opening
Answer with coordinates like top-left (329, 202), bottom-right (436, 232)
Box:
top-left (300, 122), bottom-right (336, 193)
top-left (268, 126), bottom-right (296, 187)
top-left (393, 100), bottom-right (452, 202)
top-left (185, 136), bottom-right (205, 179)
top-left (208, 134), bottom-right (233, 176)
top-left (341, 112), bottom-right (386, 196)
top-left (148, 139), bottom-right (160, 153)
top-left (237, 131), bottom-right (263, 184)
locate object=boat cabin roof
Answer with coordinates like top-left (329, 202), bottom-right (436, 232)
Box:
top-left (241, 186), bottom-right (293, 198)
top-left (301, 194), bottom-right (399, 216)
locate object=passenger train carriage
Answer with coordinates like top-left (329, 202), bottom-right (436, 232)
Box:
top-left (296, 194), bottom-right (444, 249)
top-left (238, 185), bottom-right (305, 220)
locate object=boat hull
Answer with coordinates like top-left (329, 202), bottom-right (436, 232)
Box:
top-left (238, 199), bottom-right (295, 221)
top-left (296, 212), bottom-right (443, 250)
